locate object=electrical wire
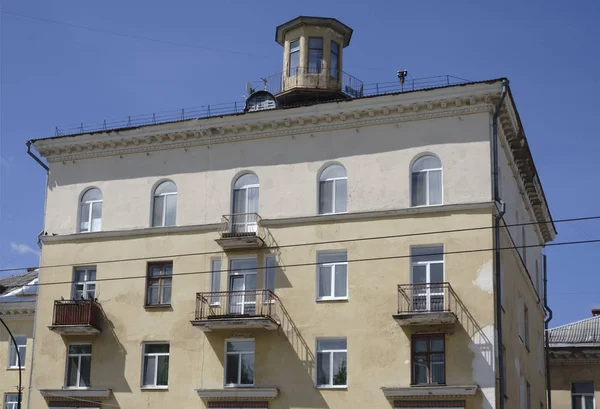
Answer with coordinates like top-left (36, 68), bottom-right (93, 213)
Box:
top-left (0, 214), bottom-right (596, 275)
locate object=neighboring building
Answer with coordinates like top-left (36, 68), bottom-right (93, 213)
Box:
top-left (27, 16), bottom-right (554, 409)
top-left (548, 310), bottom-right (600, 409)
top-left (0, 269), bottom-right (39, 409)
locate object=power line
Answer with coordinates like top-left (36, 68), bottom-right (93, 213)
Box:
top-left (1, 214), bottom-right (597, 275)
top-left (1, 10), bottom-right (277, 59)
top-left (1, 237), bottom-right (599, 292)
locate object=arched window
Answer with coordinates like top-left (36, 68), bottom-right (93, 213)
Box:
top-left (319, 164), bottom-right (347, 214)
top-left (79, 188), bottom-right (103, 232)
top-left (232, 173), bottom-right (259, 233)
top-left (411, 155), bottom-right (442, 206)
top-left (152, 181), bottom-right (177, 227)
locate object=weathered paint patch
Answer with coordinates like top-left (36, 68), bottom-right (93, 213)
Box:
top-left (470, 325), bottom-right (496, 409)
top-left (473, 259), bottom-right (494, 294)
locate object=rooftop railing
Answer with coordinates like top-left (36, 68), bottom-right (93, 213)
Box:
top-left (52, 75), bottom-right (470, 137)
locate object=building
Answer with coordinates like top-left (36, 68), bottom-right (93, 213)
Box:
top-left (548, 310), bottom-right (600, 409)
top-left (27, 16), bottom-right (555, 409)
top-left (0, 269), bottom-right (39, 409)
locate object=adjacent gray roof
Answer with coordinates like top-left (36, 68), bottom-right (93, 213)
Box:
top-left (548, 315), bottom-right (600, 347)
top-left (0, 270), bottom-right (39, 299)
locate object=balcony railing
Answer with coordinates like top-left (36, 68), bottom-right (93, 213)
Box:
top-left (216, 213), bottom-right (264, 249)
top-left (261, 67), bottom-right (364, 98)
top-left (192, 290), bottom-right (280, 331)
top-left (50, 299), bottom-right (103, 335)
top-left (394, 282), bottom-right (458, 326)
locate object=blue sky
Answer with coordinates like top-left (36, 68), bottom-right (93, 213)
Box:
top-left (1, 0), bottom-right (598, 326)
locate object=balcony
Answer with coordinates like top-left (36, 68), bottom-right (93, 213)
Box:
top-left (393, 282), bottom-right (458, 326)
top-left (191, 289), bottom-right (280, 331)
top-left (48, 300), bottom-right (103, 335)
top-left (215, 213), bottom-right (265, 250)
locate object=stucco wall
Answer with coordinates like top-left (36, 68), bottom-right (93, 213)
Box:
top-left (31, 210), bottom-right (497, 409)
top-left (43, 111), bottom-right (492, 235)
top-left (0, 318), bottom-right (34, 407)
top-left (551, 364), bottom-right (600, 409)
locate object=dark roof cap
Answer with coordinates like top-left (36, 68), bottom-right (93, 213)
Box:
top-left (275, 16), bottom-right (353, 47)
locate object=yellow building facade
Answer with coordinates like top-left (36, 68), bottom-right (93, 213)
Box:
top-left (27, 16), bottom-right (554, 409)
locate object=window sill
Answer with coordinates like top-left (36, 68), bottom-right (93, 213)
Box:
top-left (316, 385), bottom-right (347, 390)
top-left (144, 304), bottom-right (172, 310)
top-left (7, 367), bottom-right (25, 370)
top-left (317, 211), bottom-right (348, 216)
top-left (224, 384), bottom-right (254, 388)
top-left (316, 297), bottom-right (348, 303)
top-left (63, 387), bottom-right (91, 390)
top-left (141, 386), bottom-right (168, 391)
top-left (410, 383), bottom-right (447, 387)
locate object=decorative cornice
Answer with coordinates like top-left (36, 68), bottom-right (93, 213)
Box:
top-left (33, 88), bottom-right (497, 163)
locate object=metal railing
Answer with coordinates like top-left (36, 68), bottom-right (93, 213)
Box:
top-left (195, 289), bottom-right (278, 320)
top-left (397, 282), bottom-right (458, 314)
top-left (260, 67), bottom-right (364, 97)
top-left (219, 213), bottom-right (261, 237)
top-left (52, 299), bottom-right (102, 328)
top-left (52, 75), bottom-right (470, 137)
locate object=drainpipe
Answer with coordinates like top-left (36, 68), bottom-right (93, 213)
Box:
top-left (493, 79), bottom-right (509, 409)
top-left (26, 141), bottom-right (49, 172)
top-left (543, 254), bottom-right (553, 409)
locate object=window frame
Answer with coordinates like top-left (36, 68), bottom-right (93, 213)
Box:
top-left (78, 188), bottom-right (102, 233)
top-left (145, 262), bottom-right (173, 307)
top-left (141, 342), bottom-right (170, 389)
top-left (316, 251), bottom-right (348, 301)
top-left (410, 154), bottom-right (443, 207)
top-left (316, 338), bottom-right (347, 388)
top-left (8, 335), bottom-right (26, 369)
top-left (72, 266), bottom-right (96, 300)
top-left (318, 164), bottom-right (348, 215)
top-left (288, 38), bottom-right (300, 76)
top-left (209, 258), bottom-right (222, 305)
top-left (65, 343), bottom-right (92, 389)
top-left (151, 181), bottom-right (178, 228)
top-left (410, 245), bottom-right (445, 312)
top-left (4, 394), bottom-right (19, 409)
top-left (307, 37), bottom-right (323, 74)
top-left (411, 333), bottom-right (446, 385)
top-left (330, 41), bottom-right (339, 78)
top-left (264, 256), bottom-right (277, 296)
top-left (571, 381), bottom-right (595, 409)
top-left (224, 338), bottom-right (255, 387)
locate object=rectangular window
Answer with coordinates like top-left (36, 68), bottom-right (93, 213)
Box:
top-left (317, 252), bottom-right (348, 300)
top-left (411, 246), bottom-right (444, 312)
top-left (66, 344), bottom-right (91, 388)
top-left (288, 39), bottom-right (300, 76)
top-left (210, 259), bottom-right (221, 304)
top-left (527, 381), bottom-right (531, 409)
top-left (524, 304), bottom-right (530, 348)
top-left (411, 334), bottom-right (445, 385)
top-left (330, 41), bottom-right (339, 78)
top-left (308, 37), bottom-right (323, 73)
top-left (518, 294), bottom-right (524, 342)
top-left (4, 394), bottom-right (18, 409)
top-left (316, 339), bottom-right (347, 387)
top-left (142, 343), bottom-right (169, 388)
top-left (72, 267), bottom-right (96, 300)
top-left (572, 382), bottom-right (594, 409)
top-left (265, 256), bottom-right (277, 294)
top-left (225, 339), bottom-right (254, 386)
top-left (8, 336), bottom-right (26, 369)
top-left (146, 262), bottom-right (172, 306)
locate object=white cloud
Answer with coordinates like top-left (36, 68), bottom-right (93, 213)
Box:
top-left (10, 242), bottom-right (40, 257)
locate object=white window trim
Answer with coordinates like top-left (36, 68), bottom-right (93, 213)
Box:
top-left (7, 335), bottom-right (26, 369)
top-left (79, 198), bottom-right (102, 233)
top-left (72, 267), bottom-right (96, 300)
top-left (65, 343), bottom-right (92, 389)
top-left (152, 190), bottom-right (177, 228)
top-left (224, 338), bottom-right (255, 388)
top-left (318, 175), bottom-right (348, 216)
top-left (410, 156), bottom-right (443, 207)
top-left (571, 382), bottom-right (595, 409)
top-left (410, 246), bottom-right (445, 312)
top-left (141, 342), bottom-right (169, 389)
top-left (316, 338), bottom-right (347, 388)
top-left (4, 394), bottom-right (19, 409)
top-left (209, 258), bottom-right (222, 306)
top-left (316, 253), bottom-right (348, 301)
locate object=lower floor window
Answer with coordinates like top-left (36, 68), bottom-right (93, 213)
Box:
top-left (4, 394), bottom-right (18, 409)
top-left (412, 334), bottom-right (445, 385)
top-left (316, 338), bottom-right (347, 387)
top-left (572, 382), bottom-right (594, 409)
top-left (66, 344), bottom-right (92, 388)
top-left (142, 343), bottom-right (169, 387)
top-left (225, 339), bottom-right (255, 386)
